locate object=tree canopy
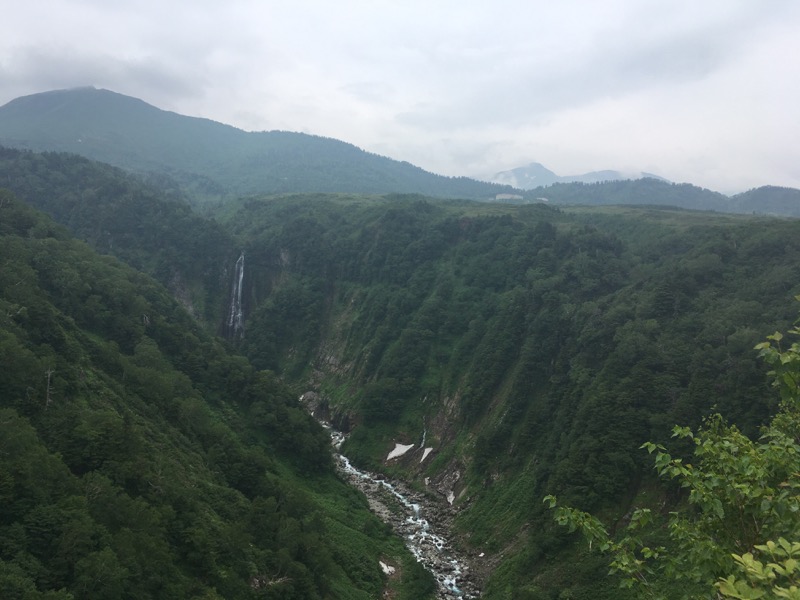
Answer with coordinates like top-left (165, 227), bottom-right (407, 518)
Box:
top-left (545, 308), bottom-right (800, 599)
top-left (0, 189), bottom-right (434, 599)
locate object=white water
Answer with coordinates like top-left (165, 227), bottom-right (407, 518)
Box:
top-left (420, 426), bottom-right (432, 463)
top-left (326, 426), bottom-right (478, 598)
top-left (228, 251), bottom-right (245, 335)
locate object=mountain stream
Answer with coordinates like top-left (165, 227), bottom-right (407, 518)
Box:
top-left (324, 424), bottom-right (481, 599)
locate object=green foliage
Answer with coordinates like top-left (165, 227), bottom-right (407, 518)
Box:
top-left (718, 539), bottom-right (800, 599)
top-left (217, 194), bottom-right (800, 598)
top-left (544, 313), bottom-right (800, 599)
top-left (526, 178), bottom-right (732, 211)
top-left (0, 87), bottom-right (516, 203)
top-left (7, 142), bottom-right (800, 600)
top-left (0, 147), bottom-right (238, 326)
top-left (0, 190), bottom-right (429, 599)
top-left (756, 325), bottom-right (800, 405)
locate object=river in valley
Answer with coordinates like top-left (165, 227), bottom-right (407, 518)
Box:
top-left (324, 425), bottom-right (482, 599)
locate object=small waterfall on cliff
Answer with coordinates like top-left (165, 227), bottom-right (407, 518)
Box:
top-left (228, 251), bottom-right (245, 337)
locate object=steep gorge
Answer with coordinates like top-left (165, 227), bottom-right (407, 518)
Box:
top-left (5, 144), bottom-right (800, 596)
top-left (219, 194), bottom-right (800, 596)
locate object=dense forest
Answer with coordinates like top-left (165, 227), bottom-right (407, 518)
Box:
top-left (520, 177), bottom-right (800, 217)
top-left (213, 194), bottom-right (800, 597)
top-left (0, 190), bottom-right (434, 599)
top-left (3, 143), bottom-right (800, 598)
top-left (0, 146), bottom-right (241, 327)
top-left (546, 329), bottom-right (800, 598)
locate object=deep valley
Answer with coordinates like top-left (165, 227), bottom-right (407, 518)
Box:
top-left (2, 89), bottom-right (800, 599)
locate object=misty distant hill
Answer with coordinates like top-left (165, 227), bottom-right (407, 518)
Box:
top-left (525, 178), bottom-right (730, 210)
top-left (515, 178), bottom-right (800, 216)
top-left (2, 88), bottom-right (798, 216)
top-left (730, 185), bottom-right (800, 217)
top-left (0, 87), bottom-right (516, 202)
top-left (488, 161), bottom-right (666, 189)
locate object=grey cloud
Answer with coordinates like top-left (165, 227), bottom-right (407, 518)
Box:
top-left (1, 47), bottom-right (205, 106)
top-left (394, 2), bottom-right (771, 133)
top-left (402, 26), bottom-right (741, 131)
top-left (1, 0), bottom-right (798, 193)
top-left (339, 81), bottom-right (397, 104)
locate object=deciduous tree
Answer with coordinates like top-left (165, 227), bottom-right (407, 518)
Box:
top-left (545, 305), bottom-right (800, 598)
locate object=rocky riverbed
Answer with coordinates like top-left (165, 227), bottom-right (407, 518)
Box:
top-left (327, 426), bottom-right (482, 599)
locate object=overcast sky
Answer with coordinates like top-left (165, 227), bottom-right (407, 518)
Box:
top-left (1, 0), bottom-right (799, 193)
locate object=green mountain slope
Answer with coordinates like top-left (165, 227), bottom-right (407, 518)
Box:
top-left (4, 88), bottom-right (798, 215)
top-left (215, 194), bottom-right (800, 597)
top-left (522, 178), bottom-right (800, 216)
top-left (0, 190), bottom-right (433, 599)
top-left (730, 185), bottom-right (800, 216)
top-left (0, 87), bottom-right (516, 202)
top-left (5, 146), bottom-right (800, 597)
top-left (525, 178), bottom-right (732, 210)
top-left (0, 146), bottom-right (240, 329)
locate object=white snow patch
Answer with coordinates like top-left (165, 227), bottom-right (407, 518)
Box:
top-left (420, 447), bottom-right (434, 463)
top-left (447, 490), bottom-right (455, 505)
top-left (386, 443), bottom-right (414, 461)
top-left (380, 561), bottom-right (395, 575)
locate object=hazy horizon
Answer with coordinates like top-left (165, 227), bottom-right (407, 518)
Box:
top-left (2, 1), bottom-right (799, 194)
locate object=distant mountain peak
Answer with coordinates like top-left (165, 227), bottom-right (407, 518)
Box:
top-left (487, 162), bottom-right (667, 190)
top-left (490, 162), bottom-right (560, 188)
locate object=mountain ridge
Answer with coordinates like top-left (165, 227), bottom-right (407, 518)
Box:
top-left (4, 145), bottom-right (800, 597)
top-left (487, 161), bottom-right (667, 189)
top-left (0, 188), bottom-right (435, 599)
top-left (0, 87), bottom-right (518, 202)
top-left (2, 87), bottom-right (799, 216)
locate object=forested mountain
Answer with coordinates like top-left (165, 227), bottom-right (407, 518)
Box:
top-left (0, 191), bottom-right (434, 599)
top-left (3, 88), bottom-right (799, 216)
top-left (0, 88), bottom-right (516, 202)
top-left (730, 185), bottom-right (800, 216)
top-left (0, 146), bottom-right (238, 328)
top-left (523, 178), bottom-right (731, 210)
top-left (6, 88), bottom-right (800, 216)
top-left (4, 146), bottom-right (800, 598)
top-left (214, 195), bottom-right (800, 597)
top-left (520, 177), bottom-right (800, 215)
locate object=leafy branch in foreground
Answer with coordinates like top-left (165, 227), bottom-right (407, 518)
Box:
top-left (545, 302), bottom-right (800, 599)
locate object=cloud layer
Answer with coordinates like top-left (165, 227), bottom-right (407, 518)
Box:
top-left (2, 0), bottom-right (799, 192)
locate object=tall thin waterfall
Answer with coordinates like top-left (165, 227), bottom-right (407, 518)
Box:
top-left (228, 251), bottom-right (245, 337)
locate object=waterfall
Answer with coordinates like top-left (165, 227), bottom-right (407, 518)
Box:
top-left (228, 251), bottom-right (245, 337)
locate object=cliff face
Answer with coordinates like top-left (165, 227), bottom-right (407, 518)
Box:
top-left (224, 197), bottom-right (790, 494)
top-left (212, 192), bottom-right (800, 595)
